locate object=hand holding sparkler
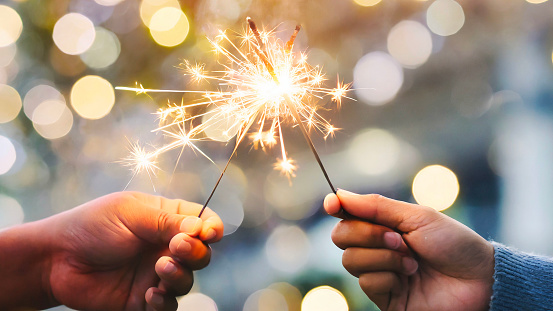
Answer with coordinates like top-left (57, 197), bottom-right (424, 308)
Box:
top-left (0, 192), bottom-right (224, 310)
top-left (324, 190), bottom-right (494, 311)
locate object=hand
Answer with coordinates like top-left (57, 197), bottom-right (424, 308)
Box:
top-left (324, 190), bottom-right (494, 311)
top-left (44, 192), bottom-right (223, 311)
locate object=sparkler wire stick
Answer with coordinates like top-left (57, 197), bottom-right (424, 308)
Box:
top-left (119, 18), bottom-right (348, 217)
top-left (284, 94), bottom-right (337, 194)
top-left (198, 115), bottom-right (258, 217)
top-left (199, 18), bottom-right (337, 217)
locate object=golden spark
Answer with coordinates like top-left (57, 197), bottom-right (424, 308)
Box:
top-left (117, 18), bottom-right (352, 216)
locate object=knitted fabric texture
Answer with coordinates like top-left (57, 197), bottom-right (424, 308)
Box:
top-left (491, 242), bottom-right (553, 310)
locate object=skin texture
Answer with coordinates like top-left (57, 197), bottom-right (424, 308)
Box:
top-left (0, 191), bottom-right (224, 311)
top-left (324, 190), bottom-right (495, 311)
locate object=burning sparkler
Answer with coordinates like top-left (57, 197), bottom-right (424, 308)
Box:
top-left (117, 18), bottom-right (352, 216)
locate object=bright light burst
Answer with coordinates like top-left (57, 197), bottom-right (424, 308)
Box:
top-left (117, 18), bottom-right (352, 188)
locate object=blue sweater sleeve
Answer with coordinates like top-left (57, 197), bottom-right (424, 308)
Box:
top-left (491, 242), bottom-right (553, 310)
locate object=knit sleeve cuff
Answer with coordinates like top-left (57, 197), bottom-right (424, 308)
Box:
top-left (491, 242), bottom-right (553, 310)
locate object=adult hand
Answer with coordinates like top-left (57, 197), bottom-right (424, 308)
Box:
top-left (0, 191), bottom-right (224, 311)
top-left (324, 190), bottom-right (494, 311)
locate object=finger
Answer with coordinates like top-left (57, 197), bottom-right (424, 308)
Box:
top-left (199, 216), bottom-right (224, 243)
top-left (169, 233), bottom-right (211, 270)
top-left (359, 272), bottom-right (402, 311)
top-left (342, 248), bottom-right (418, 277)
top-left (324, 193), bottom-right (343, 217)
top-left (116, 192), bottom-right (223, 244)
top-left (332, 220), bottom-right (408, 253)
top-left (133, 192), bottom-right (224, 241)
top-left (155, 256), bottom-right (194, 295)
top-left (336, 190), bottom-right (440, 232)
top-left (145, 287), bottom-right (178, 311)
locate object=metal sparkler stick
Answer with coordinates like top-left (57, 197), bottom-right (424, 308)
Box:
top-left (198, 18), bottom-right (337, 217)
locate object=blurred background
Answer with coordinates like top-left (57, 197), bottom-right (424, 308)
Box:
top-left (1, 0), bottom-right (553, 310)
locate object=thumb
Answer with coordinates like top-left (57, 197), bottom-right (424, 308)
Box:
top-left (122, 202), bottom-right (203, 245)
top-left (336, 190), bottom-right (439, 233)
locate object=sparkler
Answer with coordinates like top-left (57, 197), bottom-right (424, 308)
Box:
top-left (117, 18), bottom-right (352, 217)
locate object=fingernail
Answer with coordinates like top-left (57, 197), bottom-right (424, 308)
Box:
top-left (337, 189), bottom-right (356, 196)
top-left (180, 216), bottom-right (201, 234)
top-left (402, 257), bottom-right (418, 275)
top-left (204, 228), bottom-right (216, 240)
top-left (150, 292), bottom-right (163, 306)
top-left (177, 240), bottom-right (191, 253)
top-left (163, 261), bottom-right (177, 275)
top-left (384, 232), bottom-right (401, 250)
top-left (323, 194), bottom-right (330, 207)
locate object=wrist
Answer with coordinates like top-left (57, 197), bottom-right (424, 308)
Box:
top-left (0, 218), bottom-right (59, 309)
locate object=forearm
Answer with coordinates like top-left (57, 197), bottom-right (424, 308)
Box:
top-left (0, 220), bottom-right (58, 310)
top-left (491, 242), bottom-right (553, 310)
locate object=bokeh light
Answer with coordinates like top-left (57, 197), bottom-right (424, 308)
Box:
top-left (412, 164), bottom-right (460, 211)
top-left (177, 293), bottom-right (217, 311)
top-left (70, 75), bottom-right (115, 120)
top-left (94, 0), bottom-right (125, 6)
top-left (265, 225), bottom-right (310, 273)
top-left (243, 288), bottom-right (288, 311)
top-left (32, 99), bottom-right (67, 125)
top-left (0, 194), bottom-right (24, 229)
top-left (23, 84), bottom-right (65, 120)
top-left (353, 0), bottom-right (382, 6)
top-left (0, 135), bottom-right (17, 175)
top-left (149, 7), bottom-right (189, 47)
top-left (526, 0), bottom-right (548, 3)
top-left (426, 0), bottom-right (465, 37)
top-left (33, 104), bottom-right (74, 140)
top-left (353, 51), bottom-right (404, 105)
top-left (0, 5), bottom-right (23, 47)
top-left (202, 106), bottom-right (241, 141)
top-left (347, 128), bottom-right (401, 175)
top-left (80, 27), bottom-right (121, 69)
top-left (387, 20), bottom-right (433, 68)
top-left (301, 286), bottom-right (348, 311)
top-left (140, 0), bottom-right (181, 27)
top-left (0, 44), bottom-right (17, 67)
top-left (0, 84), bottom-right (22, 123)
top-left (268, 282), bottom-right (302, 311)
top-left (53, 13), bottom-right (96, 55)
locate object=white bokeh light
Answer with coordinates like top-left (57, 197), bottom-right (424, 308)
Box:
top-left (0, 194), bottom-right (24, 229)
top-left (0, 5), bottom-right (23, 47)
top-left (177, 293), bottom-right (217, 311)
top-left (265, 225), bottom-right (310, 273)
top-left (53, 13), bottom-right (96, 55)
top-left (302, 286), bottom-right (348, 311)
top-left (0, 135), bottom-right (16, 175)
top-left (347, 128), bottom-right (401, 176)
top-left (243, 289), bottom-right (288, 311)
top-left (353, 51), bottom-right (404, 105)
top-left (23, 84), bottom-right (65, 121)
top-left (426, 0), bottom-right (465, 37)
top-left (80, 27), bottom-right (121, 69)
top-left (387, 20), bottom-right (433, 68)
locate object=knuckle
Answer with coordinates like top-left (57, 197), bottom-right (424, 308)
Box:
top-left (331, 224), bottom-right (345, 248)
top-left (358, 274), bottom-right (374, 291)
top-left (364, 193), bottom-right (384, 205)
top-left (108, 191), bottom-right (134, 205)
top-left (157, 211), bottom-right (171, 237)
top-left (195, 246), bottom-right (212, 270)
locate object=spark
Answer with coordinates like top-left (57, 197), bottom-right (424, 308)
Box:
top-left (117, 18), bottom-right (352, 213)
